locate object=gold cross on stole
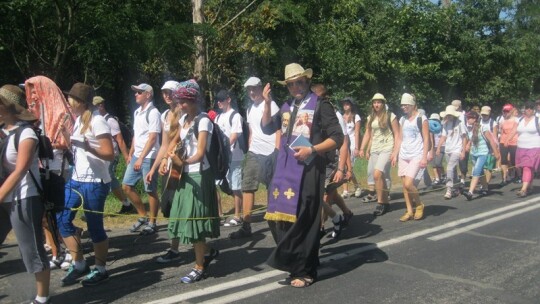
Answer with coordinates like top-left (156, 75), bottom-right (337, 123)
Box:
top-left (284, 188), bottom-right (295, 199)
top-left (273, 188), bottom-right (280, 199)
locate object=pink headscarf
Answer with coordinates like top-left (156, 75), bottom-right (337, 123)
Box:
top-left (24, 76), bottom-right (75, 147)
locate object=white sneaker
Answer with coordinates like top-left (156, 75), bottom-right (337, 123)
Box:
top-left (354, 188), bottom-right (362, 197)
top-left (61, 253), bottom-right (73, 270)
top-left (341, 191), bottom-right (350, 199)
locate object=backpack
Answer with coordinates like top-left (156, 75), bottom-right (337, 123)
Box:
top-left (400, 115), bottom-right (431, 150)
top-left (216, 110), bottom-right (249, 154)
top-left (194, 113), bottom-right (231, 182)
top-left (104, 113), bottom-right (133, 149)
top-left (13, 124), bottom-right (65, 213)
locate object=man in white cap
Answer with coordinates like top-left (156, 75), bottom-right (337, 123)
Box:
top-left (122, 83), bottom-right (161, 235)
top-left (229, 77), bottom-right (280, 239)
top-left (261, 63), bottom-right (343, 287)
top-left (93, 96), bottom-right (132, 214)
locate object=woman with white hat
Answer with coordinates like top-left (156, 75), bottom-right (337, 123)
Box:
top-left (358, 93), bottom-right (399, 216)
top-left (0, 84), bottom-right (51, 304)
top-left (396, 93), bottom-right (429, 221)
top-left (436, 105), bottom-right (468, 199)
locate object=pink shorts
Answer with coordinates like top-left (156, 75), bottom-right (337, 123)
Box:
top-left (398, 158), bottom-right (424, 179)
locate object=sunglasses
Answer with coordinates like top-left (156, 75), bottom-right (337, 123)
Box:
top-left (135, 91), bottom-right (146, 95)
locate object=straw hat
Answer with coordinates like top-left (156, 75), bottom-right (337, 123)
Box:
top-left (277, 63), bottom-right (313, 85)
top-left (371, 93), bottom-right (386, 102)
top-left (0, 84), bottom-right (37, 122)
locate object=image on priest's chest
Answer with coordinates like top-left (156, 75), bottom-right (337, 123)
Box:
top-left (292, 110), bottom-right (314, 138)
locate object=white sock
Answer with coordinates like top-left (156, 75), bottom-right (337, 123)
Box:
top-left (95, 265), bottom-right (107, 274)
top-left (51, 256), bottom-right (57, 261)
top-left (35, 296), bottom-right (48, 303)
top-left (122, 200), bottom-right (130, 207)
top-left (74, 259), bottom-right (86, 271)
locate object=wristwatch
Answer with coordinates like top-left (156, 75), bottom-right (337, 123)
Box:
top-left (311, 146), bottom-right (317, 154)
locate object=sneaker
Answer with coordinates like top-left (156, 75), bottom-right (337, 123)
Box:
top-left (354, 187), bottom-right (362, 197)
top-left (373, 203), bottom-right (389, 216)
top-left (156, 250), bottom-right (182, 264)
top-left (61, 264), bottom-right (90, 286)
top-left (140, 223), bottom-right (157, 235)
top-left (444, 189), bottom-right (452, 200)
top-left (513, 178), bottom-right (522, 184)
top-left (118, 204), bottom-right (134, 214)
top-left (130, 217), bottom-right (148, 233)
top-left (498, 180), bottom-right (507, 187)
top-left (203, 248), bottom-right (219, 267)
top-left (81, 268), bottom-right (110, 287)
top-left (460, 178), bottom-right (465, 185)
top-left (433, 179), bottom-right (440, 185)
top-left (462, 191), bottom-right (473, 201)
top-left (224, 217), bottom-right (242, 227)
top-left (331, 214), bottom-right (344, 239)
top-left (478, 189), bottom-right (488, 196)
top-left (61, 253), bottom-right (73, 270)
top-left (342, 212), bottom-right (353, 227)
top-left (341, 191), bottom-right (350, 199)
top-left (181, 268), bottom-right (206, 284)
top-left (229, 223), bottom-right (252, 239)
top-left (50, 258), bottom-right (62, 269)
top-left (31, 299), bottom-right (50, 304)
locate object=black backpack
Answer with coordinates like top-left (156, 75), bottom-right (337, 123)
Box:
top-left (216, 110), bottom-right (249, 154)
top-left (104, 114), bottom-right (133, 149)
top-left (194, 113), bottom-right (231, 181)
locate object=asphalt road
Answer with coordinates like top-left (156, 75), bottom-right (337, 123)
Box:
top-left (1, 181), bottom-right (539, 304)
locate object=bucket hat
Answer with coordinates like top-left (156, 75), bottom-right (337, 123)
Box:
top-left (371, 93), bottom-right (386, 102)
top-left (65, 83), bottom-right (95, 104)
top-left (441, 105), bottom-right (460, 118)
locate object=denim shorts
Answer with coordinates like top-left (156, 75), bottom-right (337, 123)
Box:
top-left (122, 156), bottom-right (158, 193)
top-left (227, 160), bottom-right (243, 191)
top-left (58, 180), bottom-right (110, 243)
top-left (471, 154), bottom-right (488, 177)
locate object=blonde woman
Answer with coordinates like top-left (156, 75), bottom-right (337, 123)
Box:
top-left (395, 93), bottom-right (429, 222)
top-left (358, 93), bottom-right (399, 216)
top-left (57, 83), bottom-right (114, 287)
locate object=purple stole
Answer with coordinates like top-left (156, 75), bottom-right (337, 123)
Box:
top-left (264, 93), bottom-right (318, 223)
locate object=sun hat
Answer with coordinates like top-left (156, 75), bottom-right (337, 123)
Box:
top-left (451, 100), bottom-right (462, 108)
top-left (440, 111), bottom-right (447, 118)
top-left (429, 119), bottom-right (442, 134)
top-left (441, 105), bottom-right (460, 118)
top-left (92, 96), bottom-right (105, 106)
top-left (243, 77), bottom-right (262, 88)
top-left (371, 93), bottom-right (386, 102)
top-left (502, 103), bottom-right (513, 112)
top-left (65, 83), bottom-right (95, 104)
top-left (0, 84), bottom-right (37, 122)
top-left (277, 63), bottom-right (313, 85)
top-left (400, 93), bottom-right (415, 106)
top-left (161, 80), bottom-right (180, 91)
top-left (172, 79), bottom-right (200, 101)
top-left (480, 106), bottom-right (491, 115)
top-left (466, 111), bottom-right (479, 119)
top-left (429, 113), bottom-right (440, 121)
top-left (341, 97), bottom-right (354, 105)
top-left (131, 83), bottom-right (153, 94)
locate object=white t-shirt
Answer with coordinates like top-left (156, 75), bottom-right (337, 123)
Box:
top-left (104, 115), bottom-right (121, 155)
top-left (399, 114), bottom-right (428, 160)
top-left (517, 117), bottom-right (540, 149)
top-left (345, 114), bottom-right (361, 150)
top-left (247, 101), bottom-right (279, 156)
top-left (71, 115), bottom-right (112, 183)
top-left (179, 114), bottom-right (213, 173)
top-left (442, 118), bottom-right (466, 154)
top-left (336, 111), bottom-right (347, 135)
top-left (161, 109), bottom-right (171, 133)
top-left (216, 109), bottom-right (244, 162)
top-left (2, 126), bottom-right (40, 203)
top-left (133, 102), bottom-right (161, 159)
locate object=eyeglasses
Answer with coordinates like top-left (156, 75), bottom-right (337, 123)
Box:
top-left (286, 79), bottom-right (306, 88)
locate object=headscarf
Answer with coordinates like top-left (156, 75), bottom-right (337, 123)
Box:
top-left (24, 76), bottom-right (75, 146)
top-left (172, 79), bottom-right (200, 101)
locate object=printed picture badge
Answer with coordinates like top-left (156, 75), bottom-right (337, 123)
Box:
top-left (292, 110), bottom-right (314, 138)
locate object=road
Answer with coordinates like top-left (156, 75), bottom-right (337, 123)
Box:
top-left (1, 182), bottom-right (539, 304)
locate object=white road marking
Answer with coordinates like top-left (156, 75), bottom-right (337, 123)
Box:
top-left (147, 196), bottom-right (540, 304)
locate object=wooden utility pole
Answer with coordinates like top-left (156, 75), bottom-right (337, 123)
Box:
top-left (192, 0), bottom-right (206, 93)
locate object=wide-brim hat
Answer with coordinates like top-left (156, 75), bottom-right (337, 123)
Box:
top-left (277, 63), bottom-right (313, 85)
top-left (401, 93), bottom-right (415, 106)
top-left (64, 82), bottom-right (95, 104)
top-left (371, 93), bottom-right (387, 102)
top-left (442, 105), bottom-right (460, 118)
top-left (0, 84), bottom-right (37, 122)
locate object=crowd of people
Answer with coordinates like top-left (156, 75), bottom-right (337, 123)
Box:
top-left (1, 63), bottom-right (540, 303)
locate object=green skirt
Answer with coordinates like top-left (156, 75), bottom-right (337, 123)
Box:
top-left (168, 169), bottom-right (220, 244)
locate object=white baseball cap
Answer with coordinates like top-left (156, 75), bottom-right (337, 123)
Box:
top-left (161, 80), bottom-right (180, 91)
top-left (243, 77), bottom-right (262, 87)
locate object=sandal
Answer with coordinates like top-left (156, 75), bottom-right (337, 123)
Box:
top-left (414, 203), bottom-right (425, 220)
top-left (399, 212), bottom-right (414, 222)
top-left (373, 203), bottom-right (389, 216)
top-left (290, 276), bottom-right (314, 288)
top-left (516, 190), bottom-right (528, 198)
top-left (361, 194), bottom-right (377, 203)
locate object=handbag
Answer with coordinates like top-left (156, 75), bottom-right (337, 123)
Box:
top-left (29, 168), bottom-right (66, 212)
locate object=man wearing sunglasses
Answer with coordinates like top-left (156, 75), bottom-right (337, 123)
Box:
top-left (122, 83), bottom-right (162, 235)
